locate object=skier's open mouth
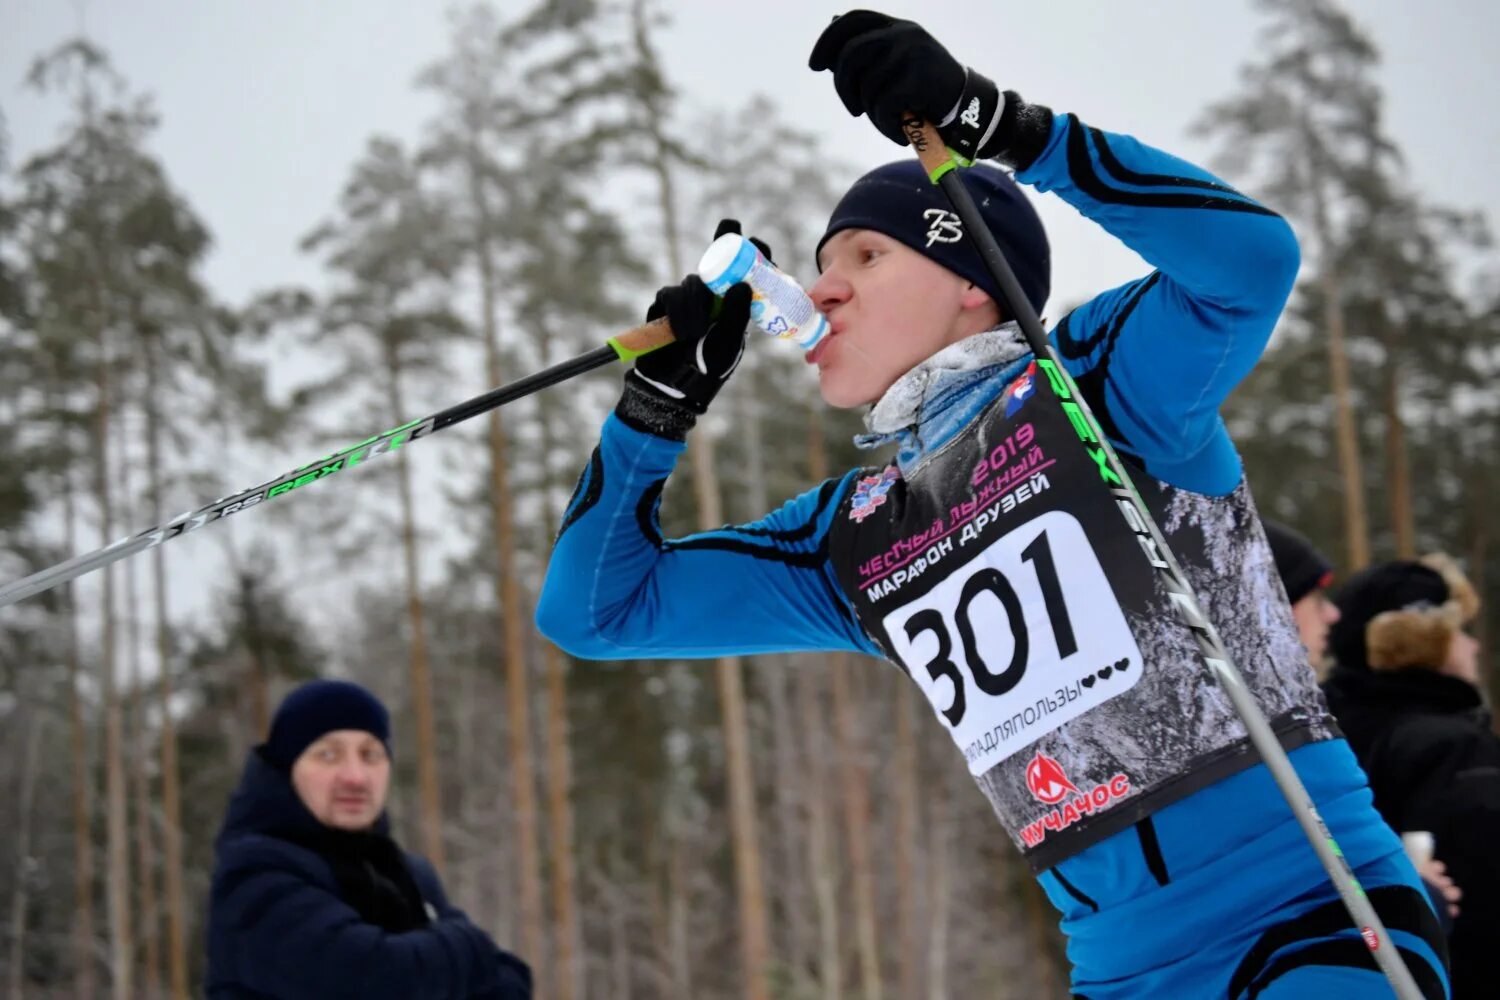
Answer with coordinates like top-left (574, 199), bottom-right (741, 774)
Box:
top-left (805, 321), bottom-right (842, 366)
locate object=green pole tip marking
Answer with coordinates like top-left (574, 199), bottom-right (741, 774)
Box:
top-left (607, 336), bottom-right (654, 363)
top-left (927, 158), bottom-right (960, 184)
top-left (925, 148), bottom-right (974, 184)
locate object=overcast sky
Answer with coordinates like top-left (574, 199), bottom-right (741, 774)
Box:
top-left (3, 0), bottom-right (1498, 632)
top-left (5, 0), bottom-right (1498, 313)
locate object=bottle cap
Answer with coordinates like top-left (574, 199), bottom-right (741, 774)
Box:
top-left (697, 233), bottom-right (758, 294)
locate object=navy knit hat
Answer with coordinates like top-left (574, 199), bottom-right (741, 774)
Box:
top-left (816, 160), bottom-right (1050, 316)
top-left (262, 679), bottom-right (391, 771)
top-left (1261, 518), bottom-right (1334, 605)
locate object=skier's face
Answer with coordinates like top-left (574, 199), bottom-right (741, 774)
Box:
top-left (292, 729), bottom-right (391, 831)
top-left (808, 229), bottom-right (999, 408)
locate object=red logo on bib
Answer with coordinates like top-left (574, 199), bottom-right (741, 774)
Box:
top-left (1025, 751), bottom-right (1080, 805)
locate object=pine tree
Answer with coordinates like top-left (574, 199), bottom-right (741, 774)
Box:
top-left (1195, 0), bottom-right (1392, 568)
top-left (417, 4), bottom-right (552, 967)
top-left (301, 135), bottom-right (466, 874)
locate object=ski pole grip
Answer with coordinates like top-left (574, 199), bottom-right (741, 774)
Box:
top-left (899, 114), bottom-right (960, 180)
top-left (608, 316), bottom-right (676, 362)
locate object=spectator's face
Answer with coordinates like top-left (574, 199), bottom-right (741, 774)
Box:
top-left (1292, 590), bottom-right (1340, 670)
top-left (1443, 629), bottom-right (1481, 686)
top-left (808, 229), bottom-right (1000, 408)
top-left (291, 730), bottom-right (390, 831)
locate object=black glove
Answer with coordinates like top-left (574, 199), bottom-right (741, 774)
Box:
top-left (616, 220), bottom-right (768, 441)
top-left (809, 10), bottom-right (1008, 164)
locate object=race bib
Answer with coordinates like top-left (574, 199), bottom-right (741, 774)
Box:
top-left (881, 509), bottom-right (1143, 775)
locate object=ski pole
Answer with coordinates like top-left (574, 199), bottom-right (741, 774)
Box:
top-left (0, 320), bottom-right (678, 609)
top-left (901, 115), bottom-right (1424, 1000)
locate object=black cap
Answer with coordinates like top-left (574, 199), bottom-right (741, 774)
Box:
top-left (261, 679), bottom-right (391, 771)
top-left (1261, 518), bottom-right (1334, 605)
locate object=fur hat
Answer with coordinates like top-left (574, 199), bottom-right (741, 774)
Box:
top-left (1330, 554), bottom-right (1480, 672)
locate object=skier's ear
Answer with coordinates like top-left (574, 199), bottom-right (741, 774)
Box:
top-left (959, 281), bottom-right (997, 313)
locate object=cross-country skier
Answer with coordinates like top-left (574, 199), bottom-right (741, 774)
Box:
top-left (537, 11), bottom-right (1450, 997)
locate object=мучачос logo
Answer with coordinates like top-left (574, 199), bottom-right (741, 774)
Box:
top-left (1020, 751), bottom-right (1132, 847)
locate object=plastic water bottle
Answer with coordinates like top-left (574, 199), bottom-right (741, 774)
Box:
top-left (697, 233), bottom-right (830, 350)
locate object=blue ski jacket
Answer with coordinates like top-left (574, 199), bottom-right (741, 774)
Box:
top-left (537, 105), bottom-right (1438, 992)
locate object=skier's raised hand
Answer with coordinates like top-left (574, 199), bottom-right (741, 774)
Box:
top-left (809, 10), bottom-right (1006, 163)
top-left (628, 219), bottom-right (768, 416)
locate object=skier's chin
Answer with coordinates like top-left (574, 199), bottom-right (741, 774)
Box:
top-left (817, 370), bottom-right (874, 410)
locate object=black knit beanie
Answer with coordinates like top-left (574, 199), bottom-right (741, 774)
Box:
top-left (816, 159), bottom-right (1050, 316)
top-left (261, 679), bottom-right (391, 771)
top-left (1261, 518), bottom-right (1334, 605)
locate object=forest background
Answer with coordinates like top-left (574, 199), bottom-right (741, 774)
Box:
top-left (2, 1), bottom-right (1498, 997)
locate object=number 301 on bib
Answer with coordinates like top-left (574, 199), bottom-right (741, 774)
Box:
top-left (882, 510), bottom-right (1143, 776)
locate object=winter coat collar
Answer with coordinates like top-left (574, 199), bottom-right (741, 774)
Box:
top-left (1323, 664), bottom-right (1487, 721)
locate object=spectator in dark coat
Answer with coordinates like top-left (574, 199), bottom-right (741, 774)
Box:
top-left (207, 679), bottom-right (531, 1000)
top-left (1323, 554), bottom-right (1496, 999)
top-left (1263, 522), bottom-right (1462, 920)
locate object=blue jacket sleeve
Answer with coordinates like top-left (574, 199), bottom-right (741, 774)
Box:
top-left (535, 412), bottom-right (880, 660)
top-left (212, 837), bottom-right (511, 1000)
top-left (1015, 110), bottom-right (1301, 494)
